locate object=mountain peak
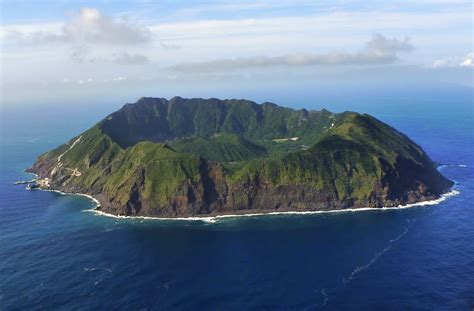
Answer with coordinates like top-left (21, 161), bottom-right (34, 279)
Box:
top-left (28, 97), bottom-right (453, 218)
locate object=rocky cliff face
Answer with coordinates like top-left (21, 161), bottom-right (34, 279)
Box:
top-left (28, 97), bottom-right (453, 217)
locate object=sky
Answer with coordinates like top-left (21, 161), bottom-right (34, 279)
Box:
top-left (0, 0), bottom-right (472, 106)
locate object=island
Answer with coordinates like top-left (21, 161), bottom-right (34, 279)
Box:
top-left (27, 97), bottom-right (454, 218)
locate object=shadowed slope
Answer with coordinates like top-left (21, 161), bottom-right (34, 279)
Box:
top-left (28, 97), bottom-right (453, 217)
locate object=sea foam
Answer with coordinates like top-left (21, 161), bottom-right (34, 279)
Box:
top-left (82, 189), bottom-right (460, 224)
top-left (29, 167), bottom-right (460, 224)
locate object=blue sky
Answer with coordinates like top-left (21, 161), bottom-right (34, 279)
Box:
top-left (2, 0), bottom-right (472, 23)
top-left (0, 0), bottom-right (472, 105)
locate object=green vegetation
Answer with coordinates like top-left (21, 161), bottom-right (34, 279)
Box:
top-left (170, 133), bottom-right (267, 162)
top-left (31, 97), bottom-right (452, 216)
top-left (103, 142), bottom-right (201, 207)
top-left (99, 97), bottom-right (336, 148)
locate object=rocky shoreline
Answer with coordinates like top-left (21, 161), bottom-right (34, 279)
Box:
top-left (25, 165), bottom-right (455, 219)
top-left (25, 97), bottom-right (455, 219)
top-left (24, 178), bottom-right (459, 222)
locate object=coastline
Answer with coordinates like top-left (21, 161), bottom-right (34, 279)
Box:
top-left (37, 188), bottom-right (102, 207)
top-left (27, 165), bottom-right (462, 224)
top-left (83, 189), bottom-right (460, 223)
top-left (61, 188), bottom-right (459, 223)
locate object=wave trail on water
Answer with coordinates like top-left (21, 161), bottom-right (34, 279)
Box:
top-left (343, 225), bottom-right (410, 284)
top-left (83, 267), bottom-right (112, 273)
top-left (320, 288), bottom-right (329, 306)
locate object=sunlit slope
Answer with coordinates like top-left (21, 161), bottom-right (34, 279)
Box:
top-left (230, 113), bottom-right (451, 206)
top-left (99, 97), bottom-right (336, 148)
top-left (170, 133), bottom-right (267, 162)
top-left (29, 97), bottom-right (453, 217)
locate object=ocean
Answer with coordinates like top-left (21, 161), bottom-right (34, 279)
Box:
top-left (1, 90), bottom-right (473, 310)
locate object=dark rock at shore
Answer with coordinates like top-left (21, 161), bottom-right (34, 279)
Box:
top-left (28, 97), bottom-right (454, 218)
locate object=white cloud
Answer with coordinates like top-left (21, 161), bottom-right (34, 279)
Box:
top-left (5, 7), bottom-right (151, 46)
top-left (365, 34), bottom-right (413, 53)
top-left (160, 42), bottom-right (181, 50)
top-left (112, 52), bottom-right (150, 65)
top-left (1, 6), bottom-right (471, 98)
top-left (2, 8), bottom-right (152, 66)
top-left (77, 78), bottom-right (93, 84)
top-left (69, 46), bottom-right (149, 65)
top-left (460, 53), bottom-right (473, 67)
top-left (170, 34), bottom-right (414, 72)
top-left (432, 58), bottom-right (456, 68)
top-left (63, 8), bottom-right (151, 45)
top-left (70, 45), bottom-right (89, 63)
top-left (432, 52), bottom-right (473, 68)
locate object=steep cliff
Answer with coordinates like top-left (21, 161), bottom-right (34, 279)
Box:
top-left (28, 97), bottom-right (453, 217)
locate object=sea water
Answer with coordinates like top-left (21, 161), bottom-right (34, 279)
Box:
top-left (1, 89), bottom-right (473, 310)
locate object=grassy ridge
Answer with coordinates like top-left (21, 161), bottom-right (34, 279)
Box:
top-left (99, 97), bottom-right (336, 148)
top-left (31, 97), bottom-right (452, 215)
top-left (49, 128), bottom-right (204, 208)
top-left (170, 133), bottom-right (267, 162)
top-left (227, 112), bottom-right (433, 201)
top-left (103, 142), bottom-right (201, 207)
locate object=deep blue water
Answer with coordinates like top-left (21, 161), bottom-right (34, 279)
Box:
top-left (1, 91), bottom-right (473, 310)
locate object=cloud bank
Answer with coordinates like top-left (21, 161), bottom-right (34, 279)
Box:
top-left (70, 46), bottom-right (149, 65)
top-left (64, 8), bottom-right (151, 45)
top-left (112, 52), bottom-right (150, 65)
top-left (6, 8), bottom-right (151, 46)
top-left (170, 34), bottom-right (414, 73)
top-left (1, 2), bottom-right (471, 102)
top-left (4, 8), bottom-right (152, 66)
top-left (432, 52), bottom-right (473, 68)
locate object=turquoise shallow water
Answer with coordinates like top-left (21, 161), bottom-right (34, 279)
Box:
top-left (1, 92), bottom-right (473, 310)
